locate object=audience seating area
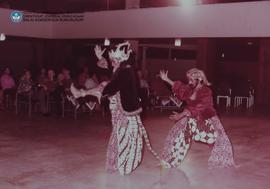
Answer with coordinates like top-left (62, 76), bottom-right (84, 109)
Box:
top-left (215, 80), bottom-right (255, 110)
top-left (0, 66), bottom-right (256, 118)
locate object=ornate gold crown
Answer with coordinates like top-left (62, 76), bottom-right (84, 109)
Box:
top-left (108, 41), bottom-right (132, 63)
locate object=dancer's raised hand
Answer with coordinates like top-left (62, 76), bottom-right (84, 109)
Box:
top-left (158, 70), bottom-right (175, 86)
top-left (94, 45), bottom-right (106, 60)
top-left (159, 70), bottom-right (169, 82)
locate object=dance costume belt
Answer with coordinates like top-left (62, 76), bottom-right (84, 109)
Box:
top-left (122, 107), bottom-right (143, 116)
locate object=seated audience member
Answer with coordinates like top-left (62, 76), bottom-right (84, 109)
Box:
top-left (0, 67), bottom-right (16, 108)
top-left (36, 69), bottom-right (57, 115)
top-left (62, 68), bottom-right (73, 91)
top-left (37, 68), bottom-right (47, 83)
top-left (85, 73), bottom-right (99, 90)
top-left (54, 73), bottom-right (66, 116)
top-left (77, 65), bottom-right (89, 88)
top-left (17, 70), bottom-right (33, 94)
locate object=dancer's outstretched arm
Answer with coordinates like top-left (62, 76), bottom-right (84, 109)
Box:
top-left (158, 70), bottom-right (174, 86)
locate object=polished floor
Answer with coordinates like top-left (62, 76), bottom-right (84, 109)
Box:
top-left (0, 109), bottom-right (269, 189)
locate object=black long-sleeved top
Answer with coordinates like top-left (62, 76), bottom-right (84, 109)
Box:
top-left (102, 63), bottom-right (141, 112)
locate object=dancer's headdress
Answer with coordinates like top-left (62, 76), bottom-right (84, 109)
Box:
top-left (186, 68), bottom-right (211, 86)
top-left (108, 41), bottom-right (132, 63)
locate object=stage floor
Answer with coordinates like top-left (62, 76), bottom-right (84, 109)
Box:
top-left (0, 110), bottom-right (269, 189)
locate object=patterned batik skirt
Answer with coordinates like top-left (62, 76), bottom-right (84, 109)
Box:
top-left (162, 116), bottom-right (235, 169)
top-left (106, 93), bottom-right (159, 175)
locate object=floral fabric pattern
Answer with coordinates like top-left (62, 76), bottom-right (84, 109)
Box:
top-left (162, 116), bottom-right (235, 169)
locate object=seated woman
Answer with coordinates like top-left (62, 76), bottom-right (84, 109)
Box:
top-left (159, 68), bottom-right (235, 169)
top-left (17, 69), bottom-right (33, 94)
top-left (36, 69), bottom-right (57, 115)
top-left (0, 67), bottom-right (16, 108)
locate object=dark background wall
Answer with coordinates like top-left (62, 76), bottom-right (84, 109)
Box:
top-left (1, 37), bottom-right (270, 104)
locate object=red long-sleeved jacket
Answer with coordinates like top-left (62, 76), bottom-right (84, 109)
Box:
top-left (172, 81), bottom-right (216, 121)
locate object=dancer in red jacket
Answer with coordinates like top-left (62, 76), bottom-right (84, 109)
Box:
top-left (159, 68), bottom-right (235, 169)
